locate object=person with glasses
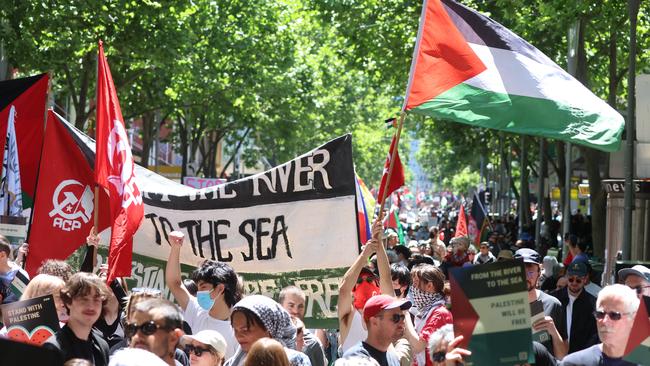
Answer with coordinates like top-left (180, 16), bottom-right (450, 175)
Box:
top-left (165, 231), bottom-right (241, 359)
top-left (559, 284), bottom-right (640, 366)
top-left (181, 330), bottom-right (227, 366)
top-left (126, 298), bottom-right (185, 366)
top-left (342, 294), bottom-right (411, 366)
top-left (110, 289), bottom-right (189, 366)
top-left (514, 248), bottom-right (568, 359)
top-left (549, 262), bottom-right (598, 354)
top-left (43, 272), bottom-right (111, 366)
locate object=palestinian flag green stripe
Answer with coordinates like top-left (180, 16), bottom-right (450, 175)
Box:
top-left (467, 329), bottom-right (534, 365)
top-left (409, 83), bottom-right (622, 152)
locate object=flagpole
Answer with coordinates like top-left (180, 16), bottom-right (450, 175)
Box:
top-left (94, 41), bottom-right (101, 238)
top-left (23, 74), bottom-right (52, 269)
top-left (378, 112), bottom-right (407, 221)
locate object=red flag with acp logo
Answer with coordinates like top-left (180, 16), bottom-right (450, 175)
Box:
top-left (25, 111), bottom-right (110, 276)
top-left (95, 42), bottom-right (144, 283)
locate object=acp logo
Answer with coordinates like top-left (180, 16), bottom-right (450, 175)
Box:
top-left (48, 179), bottom-right (94, 232)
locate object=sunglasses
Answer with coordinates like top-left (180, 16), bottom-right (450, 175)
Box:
top-left (593, 310), bottom-right (633, 321)
top-left (431, 351), bottom-right (446, 362)
top-left (185, 345), bottom-right (212, 357)
top-left (385, 313), bottom-right (406, 324)
top-left (124, 321), bottom-right (170, 338)
top-left (567, 277), bottom-right (583, 284)
top-left (357, 276), bottom-right (376, 284)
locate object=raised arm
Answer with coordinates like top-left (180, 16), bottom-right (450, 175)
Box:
top-left (371, 220), bottom-right (393, 296)
top-left (80, 227), bottom-right (99, 273)
top-left (165, 230), bottom-right (191, 310)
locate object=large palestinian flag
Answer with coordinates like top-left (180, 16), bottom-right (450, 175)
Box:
top-left (403, 0), bottom-right (623, 152)
top-left (0, 74), bottom-right (49, 207)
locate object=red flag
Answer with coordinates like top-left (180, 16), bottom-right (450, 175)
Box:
top-left (26, 111), bottom-right (110, 276)
top-left (454, 206), bottom-right (468, 238)
top-left (383, 205), bottom-right (399, 229)
top-left (377, 135), bottom-right (405, 202)
top-left (95, 42), bottom-right (144, 283)
top-left (0, 74), bottom-right (49, 204)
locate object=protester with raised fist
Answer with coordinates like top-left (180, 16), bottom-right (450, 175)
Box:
top-left (165, 230), bottom-right (240, 359)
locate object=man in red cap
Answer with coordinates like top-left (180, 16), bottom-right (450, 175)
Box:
top-left (341, 294), bottom-right (412, 366)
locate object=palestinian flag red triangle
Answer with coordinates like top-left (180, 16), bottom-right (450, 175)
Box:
top-left (624, 296), bottom-right (650, 363)
top-left (449, 270), bottom-right (479, 348)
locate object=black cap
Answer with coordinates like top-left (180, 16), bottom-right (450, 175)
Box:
top-left (567, 261), bottom-right (588, 277)
top-left (514, 248), bottom-right (541, 264)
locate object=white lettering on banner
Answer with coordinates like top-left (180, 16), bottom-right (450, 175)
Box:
top-left (295, 277), bottom-right (341, 318)
top-left (49, 179), bottom-right (93, 232)
top-left (253, 149), bottom-right (332, 196)
top-left (244, 279), bottom-right (277, 299)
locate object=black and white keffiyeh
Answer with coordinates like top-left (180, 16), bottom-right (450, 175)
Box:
top-left (232, 294), bottom-right (297, 349)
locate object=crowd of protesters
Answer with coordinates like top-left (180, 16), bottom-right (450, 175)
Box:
top-left (0, 193), bottom-right (648, 366)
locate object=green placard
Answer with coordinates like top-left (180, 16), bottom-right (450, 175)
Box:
top-left (450, 260), bottom-right (534, 366)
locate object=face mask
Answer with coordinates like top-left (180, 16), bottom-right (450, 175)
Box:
top-left (394, 288), bottom-right (402, 297)
top-left (352, 281), bottom-right (379, 310)
top-left (197, 289), bottom-right (215, 311)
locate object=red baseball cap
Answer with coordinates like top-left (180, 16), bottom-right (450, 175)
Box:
top-left (363, 294), bottom-right (412, 321)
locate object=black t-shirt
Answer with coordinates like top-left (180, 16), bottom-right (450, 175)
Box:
top-left (43, 325), bottom-right (109, 366)
top-left (560, 344), bottom-right (640, 366)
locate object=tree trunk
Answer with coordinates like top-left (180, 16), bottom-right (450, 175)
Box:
top-left (178, 116), bottom-right (188, 180)
top-left (574, 16), bottom-right (606, 258)
top-left (74, 52), bottom-right (93, 131)
top-left (140, 111), bottom-right (155, 169)
top-left (520, 136), bottom-right (531, 231)
top-left (582, 147), bottom-right (606, 257)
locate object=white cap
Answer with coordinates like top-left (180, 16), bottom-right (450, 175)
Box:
top-left (109, 348), bottom-right (168, 366)
top-left (181, 330), bottom-right (227, 356)
top-left (618, 265), bottom-right (650, 282)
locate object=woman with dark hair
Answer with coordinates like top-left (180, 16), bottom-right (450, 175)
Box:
top-left (404, 264), bottom-right (453, 366)
top-left (225, 295), bottom-right (310, 366)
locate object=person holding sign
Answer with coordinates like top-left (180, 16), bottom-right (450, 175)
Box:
top-left (43, 272), bottom-right (111, 366)
top-left (165, 230), bottom-right (241, 359)
top-left (514, 248), bottom-right (568, 359)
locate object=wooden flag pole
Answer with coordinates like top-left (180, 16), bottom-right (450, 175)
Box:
top-left (378, 112), bottom-right (407, 222)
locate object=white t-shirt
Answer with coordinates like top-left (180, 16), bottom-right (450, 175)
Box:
top-left (184, 297), bottom-right (238, 359)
